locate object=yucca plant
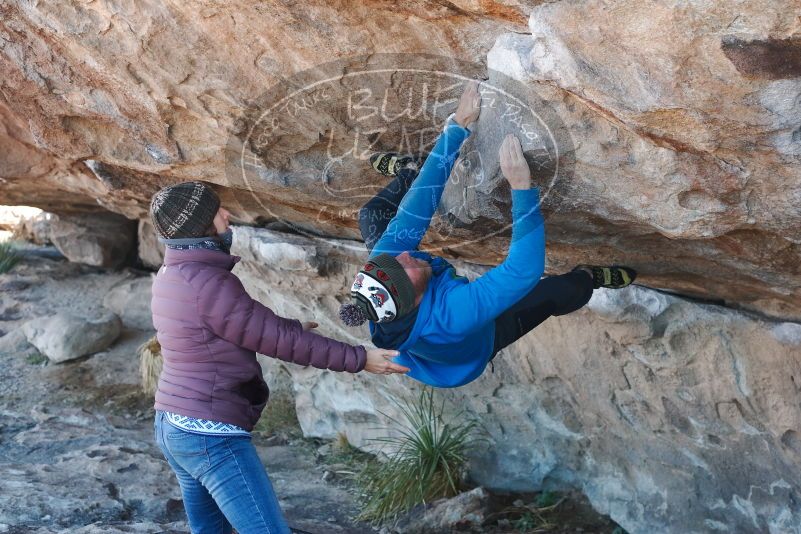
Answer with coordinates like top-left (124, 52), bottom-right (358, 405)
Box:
top-left (357, 388), bottom-right (479, 523)
top-left (0, 241), bottom-right (21, 274)
top-left (138, 335), bottom-right (162, 395)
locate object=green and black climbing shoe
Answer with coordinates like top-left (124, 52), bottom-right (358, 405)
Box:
top-left (574, 265), bottom-right (637, 289)
top-left (369, 152), bottom-right (420, 176)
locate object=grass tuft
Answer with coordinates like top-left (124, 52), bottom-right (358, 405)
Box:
top-left (253, 394), bottom-right (301, 437)
top-left (138, 336), bottom-right (162, 396)
top-left (25, 351), bottom-right (48, 366)
top-left (356, 387), bottom-right (479, 524)
top-left (0, 241), bottom-right (21, 274)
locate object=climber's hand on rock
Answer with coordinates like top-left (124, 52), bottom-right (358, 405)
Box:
top-left (454, 80), bottom-right (481, 129)
top-left (500, 134), bottom-right (531, 190)
top-left (301, 321), bottom-right (318, 331)
top-left (364, 348), bottom-right (408, 375)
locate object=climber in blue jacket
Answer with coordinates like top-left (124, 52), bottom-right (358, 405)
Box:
top-left (339, 81), bottom-right (637, 388)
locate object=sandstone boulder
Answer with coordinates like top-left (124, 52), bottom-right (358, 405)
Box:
top-left (395, 487), bottom-right (490, 533)
top-left (103, 277), bottom-right (153, 331)
top-left (0, 206), bottom-right (51, 246)
top-left (0, 1), bottom-right (796, 318)
top-left (137, 219), bottom-right (164, 270)
top-left (0, 328), bottom-right (36, 357)
top-left (21, 312), bottom-right (122, 363)
top-left (49, 212), bottom-right (136, 268)
top-left (1, 1), bottom-right (800, 532)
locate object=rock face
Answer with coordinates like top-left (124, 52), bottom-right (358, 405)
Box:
top-left (1, 1), bottom-right (800, 532)
top-left (103, 277), bottom-right (154, 331)
top-left (22, 312), bottom-right (122, 363)
top-left (232, 226), bottom-right (801, 534)
top-left (136, 219), bottom-right (164, 270)
top-left (49, 212), bottom-right (137, 268)
top-left (397, 487), bottom-right (490, 533)
top-left (0, 1), bottom-right (798, 318)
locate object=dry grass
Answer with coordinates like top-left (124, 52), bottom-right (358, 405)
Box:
top-left (138, 335), bottom-right (162, 396)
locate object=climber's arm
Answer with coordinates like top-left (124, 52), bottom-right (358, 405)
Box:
top-left (370, 81), bottom-right (481, 257)
top-left (437, 135), bottom-right (544, 337)
top-left (437, 189), bottom-right (545, 338)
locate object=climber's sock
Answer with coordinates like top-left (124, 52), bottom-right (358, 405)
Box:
top-left (369, 152), bottom-right (419, 176)
top-left (573, 265), bottom-right (637, 289)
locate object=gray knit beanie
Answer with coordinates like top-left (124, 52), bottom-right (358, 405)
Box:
top-left (339, 253), bottom-right (417, 326)
top-left (149, 181), bottom-right (220, 239)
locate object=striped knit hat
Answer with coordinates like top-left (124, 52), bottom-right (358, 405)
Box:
top-left (339, 253), bottom-right (417, 326)
top-left (149, 181), bottom-right (220, 239)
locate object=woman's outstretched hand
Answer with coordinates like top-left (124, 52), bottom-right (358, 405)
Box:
top-left (364, 348), bottom-right (409, 375)
top-left (454, 80), bottom-right (481, 129)
top-left (301, 321), bottom-right (319, 331)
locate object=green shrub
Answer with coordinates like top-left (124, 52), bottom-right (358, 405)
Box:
top-left (0, 241), bottom-right (21, 274)
top-left (357, 388), bottom-right (478, 523)
top-left (25, 351), bottom-right (48, 366)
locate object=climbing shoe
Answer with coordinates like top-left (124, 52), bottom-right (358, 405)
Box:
top-left (574, 265), bottom-right (637, 289)
top-left (369, 152), bottom-right (420, 176)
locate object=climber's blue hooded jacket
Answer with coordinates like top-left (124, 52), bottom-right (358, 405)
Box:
top-left (369, 116), bottom-right (546, 388)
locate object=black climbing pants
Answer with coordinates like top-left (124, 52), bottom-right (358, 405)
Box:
top-left (490, 270), bottom-right (594, 360)
top-left (358, 166), bottom-right (595, 356)
top-left (358, 168), bottom-right (418, 253)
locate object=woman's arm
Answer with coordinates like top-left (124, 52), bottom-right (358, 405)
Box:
top-left (198, 273), bottom-right (367, 372)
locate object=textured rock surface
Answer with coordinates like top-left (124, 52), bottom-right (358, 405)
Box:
top-left (1, 1), bottom-right (800, 532)
top-left (233, 226), bottom-right (801, 534)
top-left (22, 311), bottom-right (122, 363)
top-left (483, 1), bottom-right (801, 320)
top-left (103, 276), bottom-right (154, 331)
top-left (0, 1), bottom-right (798, 318)
top-left (136, 219), bottom-right (164, 270)
top-left (49, 212), bottom-right (136, 268)
top-left (396, 487), bottom-right (490, 533)
top-left (0, 408), bottom-right (183, 528)
top-left (11, 211), bottom-right (54, 245)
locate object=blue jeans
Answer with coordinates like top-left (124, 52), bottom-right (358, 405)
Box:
top-left (154, 411), bottom-right (291, 534)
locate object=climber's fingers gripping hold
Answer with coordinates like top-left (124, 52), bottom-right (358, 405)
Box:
top-left (454, 80), bottom-right (481, 129)
top-left (499, 134), bottom-right (531, 190)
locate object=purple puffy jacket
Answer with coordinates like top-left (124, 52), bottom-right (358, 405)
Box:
top-left (151, 247), bottom-right (366, 430)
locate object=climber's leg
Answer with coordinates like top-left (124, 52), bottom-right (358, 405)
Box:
top-left (490, 270), bottom-right (595, 358)
top-left (358, 167), bottom-right (418, 253)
